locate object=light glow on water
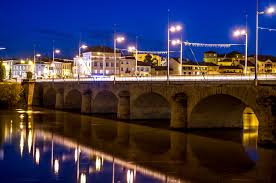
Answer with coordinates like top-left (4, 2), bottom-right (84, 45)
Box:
top-left (35, 148), bottom-right (40, 165)
top-left (54, 159), bottom-right (59, 174)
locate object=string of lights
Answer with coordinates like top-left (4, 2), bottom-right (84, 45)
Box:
top-left (259, 27), bottom-right (276, 32)
top-left (184, 41), bottom-right (244, 48)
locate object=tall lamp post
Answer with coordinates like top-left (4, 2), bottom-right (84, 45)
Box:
top-left (172, 39), bottom-right (183, 76)
top-left (128, 46), bottom-right (138, 76)
top-left (233, 29), bottom-right (248, 74)
top-left (78, 44), bottom-right (88, 79)
top-left (33, 53), bottom-right (41, 77)
top-left (168, 25), bottom-right (182, 80)
top-left (114, 36), bottom-right (125, 76)
top-left (256, 2), bottom-right (275, 84)
top-left (52, 49), bottom-right (61, 78)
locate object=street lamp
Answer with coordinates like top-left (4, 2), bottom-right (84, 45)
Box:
top-left (128, 46), bottom-right (138, 76)
top-left (33, 53), bottom-right (41, 76)
top-left (79, 45), bottom-right (87, 57)
top-left (172, 39), bottom-right (183, 76)
top-left (256, 1), bottom-right (275, 84)
top-left (0, 48), bottom-right (6, 50)
top-left (233, 29), bottom-right (248, 74)
top-left (168, 24), bottom-right (182, 80)
top-left (114, 36), bottom-right (125, 76)
top-left (52, 49), bottom-right (60, 62)
top-left (51, 49), bottom-right (60, 78)
top-left (78, 44), bottom-right (88, 79)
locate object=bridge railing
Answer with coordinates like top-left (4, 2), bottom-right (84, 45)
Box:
top-left (35, 74), bottom-right (276, 83)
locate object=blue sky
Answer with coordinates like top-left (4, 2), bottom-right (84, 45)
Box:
top-left (0, 0), bottom-right (276, 60)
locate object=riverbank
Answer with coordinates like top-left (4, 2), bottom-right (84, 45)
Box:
top-left (0, 82), bottom-right (23, 108)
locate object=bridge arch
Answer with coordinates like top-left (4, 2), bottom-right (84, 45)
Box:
top-left (65, 89), bottom-right (82, 111)
top-left (43, 88), bottom-right (56, 108)
top-left (132, 92), bottom-right (171, 119)
top-left (189, 94), bottom-right (259, 129)
top-left (92, 90), bottom-right (118, 114)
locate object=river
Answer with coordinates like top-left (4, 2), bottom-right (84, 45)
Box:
top-left (0, 108), bottom-right (275, 183)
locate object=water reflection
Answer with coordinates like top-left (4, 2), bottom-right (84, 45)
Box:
top-left (0, 109), bottom-right (275, 183)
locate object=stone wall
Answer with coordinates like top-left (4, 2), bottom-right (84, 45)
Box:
top-left (28, 81), bottom-right (276, 145)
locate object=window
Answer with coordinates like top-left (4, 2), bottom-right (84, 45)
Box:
top-left (121, 68), bottom-right (124, 71)
top-left (94, 62), bottom-right (97, 67)
top-left (111, 63), bottom-right (114, 67)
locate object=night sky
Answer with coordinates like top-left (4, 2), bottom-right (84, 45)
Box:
top-left (1, 0), bottom-right (276, 60)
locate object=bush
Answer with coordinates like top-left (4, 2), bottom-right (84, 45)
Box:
top-left (0, 61), bottom-right (6, 82)
top-left (0, 83), bottom-right (23, 107)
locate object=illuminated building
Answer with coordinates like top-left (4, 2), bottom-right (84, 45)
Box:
top-left (134, 53), bottom-right (161, 66)
top-left (12, 60), bottom-right (34, 79)
top-left (203, 51), bottom-right (218, 64)
top-left (218, 66), bottom-right (243, 74)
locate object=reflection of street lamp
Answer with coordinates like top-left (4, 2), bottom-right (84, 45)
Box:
top-left (256, 1), bottom-right (275, 83)
top-left (127, 170), bottom-right (134, 183)
top-left (80, 173), bottom-right (86, 183)
top-left (172, 39), bottom-right (183, 75)
top-left (35, 148), bottom-right (40, 165)
top-left (128, 46), bottom-right (138, 76)
top-left (233, 29), bottom-right (248, 74)
top-left (54, 159), bottom-right (59, 174)
top-left (114, 36), bottom-right (125, 76)
top-left (168, 25), bottom-right (182, 79)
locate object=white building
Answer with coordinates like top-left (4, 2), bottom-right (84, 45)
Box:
top-left (12, 60), bottom-right (34, 79)
top-left (73, 52), bottom-right (121, 77)
top-left (35, 61), bottom-right (50, 79)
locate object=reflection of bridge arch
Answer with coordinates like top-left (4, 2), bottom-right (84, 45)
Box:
top-left (189, 135), bottom-right (256, 174)
top-left (43, 88), bottom-right (56, 108)
top-left (132, 92), bottom-right (171, 119)
top-left (190, 94), bottom-right (260, 129)
top-left (92, 90), bottom-right (118, 114)
top-left (65, 89), bottom-right (82, 111)
top-left (131, 130), bottom-right (171, 155)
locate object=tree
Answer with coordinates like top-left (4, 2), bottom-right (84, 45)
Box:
top-left (144, 54), bottom-right (158, 66)
top-left (0, 61), bottom-right (6, 82)
top-left (9, 68), bottom-right (12, 80)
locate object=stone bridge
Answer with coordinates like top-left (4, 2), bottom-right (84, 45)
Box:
top-left (25, 80), bottom-right (276, 145)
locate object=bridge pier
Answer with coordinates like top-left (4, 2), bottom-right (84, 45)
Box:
top-left (256, 97), bottom-right (276, 146)
top-left (22, 80), bottom-right (35, 106)
top-left (117, 91), bottom-right (130, 120)
top-left (81, 91), bottom-right (92, 114)
top-left (170, 93), bottom-right (187, 129)
top-left (55, 90), bottom-right (64, 109)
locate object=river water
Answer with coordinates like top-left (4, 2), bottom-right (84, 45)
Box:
top-left (0, 108), bottom-right (275, 183)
